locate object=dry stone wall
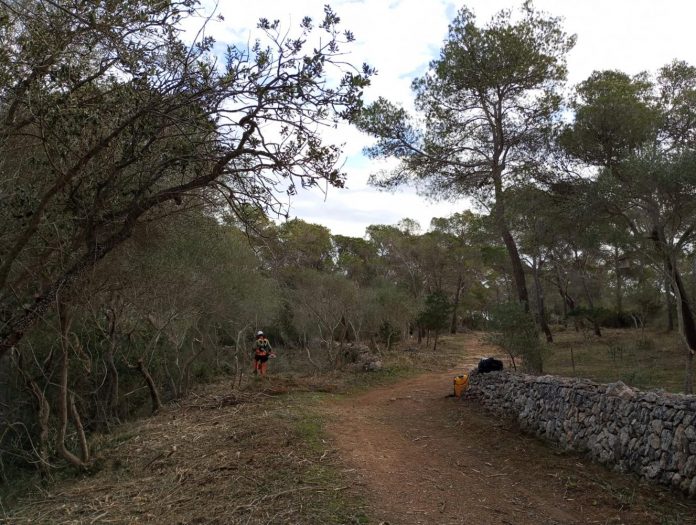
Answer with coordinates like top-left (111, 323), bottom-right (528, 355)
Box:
top-left (464, 371), bottom-right (696, 497)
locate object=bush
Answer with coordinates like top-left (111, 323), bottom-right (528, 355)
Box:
top-left (416, 291), bottom-right (452, 334)
top-left (488, 302), bottom-right (545, 373)
top-left (567, 307), bottom-right (641, 329)
top-left (461, 311), bottom-right (489, 330)
top-left (377, 321), bottom-right (400, 347)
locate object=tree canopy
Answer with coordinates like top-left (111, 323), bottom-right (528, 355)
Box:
top-left (0, 0), bottom-right (373, 360)
top-left (357, 2), bottom-right (575, 312)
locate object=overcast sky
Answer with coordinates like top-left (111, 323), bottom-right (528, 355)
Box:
top-left (197, 0), bottom-right (696, 237)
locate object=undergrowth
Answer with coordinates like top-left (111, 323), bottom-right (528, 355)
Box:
top-left (0, 338), bottom-right (447, 523)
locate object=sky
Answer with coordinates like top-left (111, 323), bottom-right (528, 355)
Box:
top-left (192, 0), bottom-right (696, 237)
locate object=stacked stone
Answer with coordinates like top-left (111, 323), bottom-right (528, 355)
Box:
top-left (342, 343), bottom-right (383, 372)
top-left (464, 370), bottom-right (696, 498)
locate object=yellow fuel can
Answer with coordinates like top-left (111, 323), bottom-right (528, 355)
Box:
top-left (453, 373), bottom-right (469, 397)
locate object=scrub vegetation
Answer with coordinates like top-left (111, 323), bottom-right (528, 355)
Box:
top-left (2, 0), bottom-right (696, 520)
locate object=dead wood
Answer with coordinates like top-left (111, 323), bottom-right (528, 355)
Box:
top-left (135, 358), bottom-right (163, 414)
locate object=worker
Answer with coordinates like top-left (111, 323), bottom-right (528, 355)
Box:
top-left (252, 330), bottom-right (274, 377)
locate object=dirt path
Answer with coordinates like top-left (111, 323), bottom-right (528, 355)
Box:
top-left (324, 334), bottom-right (696, 525)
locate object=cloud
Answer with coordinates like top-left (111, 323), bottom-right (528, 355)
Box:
top-left (285, 162), bottom-right (468, 237)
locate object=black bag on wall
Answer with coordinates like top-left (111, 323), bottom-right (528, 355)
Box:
top-left (478, 357), bottom-right (503, 373)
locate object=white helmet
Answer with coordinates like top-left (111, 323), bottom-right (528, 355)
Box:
top-left (256, 330), bottom-right (264, 337)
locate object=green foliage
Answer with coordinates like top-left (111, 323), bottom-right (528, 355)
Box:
top-left (368, 282), bottom-right (419, 338)
top-left (489, 302), bottom-right (544, 373)
top-left (332, 234), bottom-right (378, 285)
top-left (357, 3), bottom-right (577, 323)
top-left (417, 291), bottom-right (452, 333)
top-left (277, 220), bottom-right (334, 272)
top-left (0, 0), bottom-right (373, 358)
top-left (377, 321), bottom-right (401, 346)
top-left (559, 70), bottom-right (658, 166)
top-left (568, 307), bottom-right (618, 327)
top-left (560, 58), bottom-right (696, 396)
top-left (7, 0), bottom-right (696, 487)
top-left (358, 2), bottom-right (575, 198)
top-left (273, 301), bottom-right (301, 347)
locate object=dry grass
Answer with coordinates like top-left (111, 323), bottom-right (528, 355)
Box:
top-left (2, 377), bottom-right (369, 524)
top-left (0, 341), bottom-right (452, 525)
top-left (544, 327), bottom-right (691, 392)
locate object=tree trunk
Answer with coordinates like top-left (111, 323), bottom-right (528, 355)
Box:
top-left (500, 227), bottom-right (530, 310)
top-left (13, 350), bottom-right (50, 476)
top-left (560, 288), bottom-right (581, 333)
top-left (532, 258), bottom-right (553, 343)
top-left (348, 320), bottom-right (362, 343)
top-left (492, 173), bottom-right (530, 311)
top-left (670, 269), bottom-right (696, 394)
top-left (105, 310), bottom-right (120, 420)
top-left (450, 274), bottom-right (463, 334)
top-left (553, 260), bottom-right (577, 330)
top-left (654, 225), bottom-right (696, 393)
top-left (432, 330), bottom-right (439, 352)
top-left (58, 347), bottom-right (87, 467)
top-left (180, 339), bottom-right (205, 398)
top-left (105, 347), bottom-right (119, 419)
top-left (340, 315), bottom-right (349, 344)
top-left (685, 350), bottom-right (695, 395)
top-left (578, 261), bottom-right (601, 337)
top-left (0, 220), bottom-right (137, 362)
top-left (136, 358), bottom-right (163, 414)
top-left (56, 302), bottom-right (89, 468)
top-left (234, 326), bottom-right (248, 389)
top-left (614, 246), bottom-right (623, 314)
top-left (304, 342), bottom-right (321, 371)
top-left (665, 273), bottom-right (675, 332)
top-left (69, 393), bottom-right (90, 464)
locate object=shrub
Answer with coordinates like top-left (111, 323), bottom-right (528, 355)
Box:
top-left (488, 302), bottom-right (545, 373)
top-left (377, 321), bottom-right (400, 348)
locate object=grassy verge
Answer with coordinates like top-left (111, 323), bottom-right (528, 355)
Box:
top-left (543, 327), bottom-right (691, 392)
top-left (3, 384), bottom-right (373, 524)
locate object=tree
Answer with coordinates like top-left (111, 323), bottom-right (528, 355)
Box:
top-left (489, 302), bottom-right (544, 373)
top-left (3, 208), bottom-right (280, 469)
top-left (357, 2), bottom-right (575, 313)
top-left (286, 269), bottom-right (358, 366)
top-left (332, 234), bottom-right (378, 286)
top-left (366, 223), bottom-right (428, 301)
top-left (0, 1), bottom-right (373, 362)
top-left (429, 212), bottom-right (483, 333)
top-left (276, 220), bottom-right (334, 272)
top-left (417, 291), bottom-right (452, 351)
top-left (505, 185), bottom-right (556, 341)
top-left (560, 64), bottom-right (696, 392)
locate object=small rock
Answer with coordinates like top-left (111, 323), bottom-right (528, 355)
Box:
top-left (685, 425), bottom-right (696, 441)
top-left (671, 473), bottom-right (682, 488)
top-left (606, 381), bottom-right (636, 400)
top-left (661, 430), bottom-right (673, 451)
top-left (644, 463), bottom-right (661, 479)
top-left (649, 434), bottom-right (661, 450)
top-left (684, 456), bottom-right (696, 478)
